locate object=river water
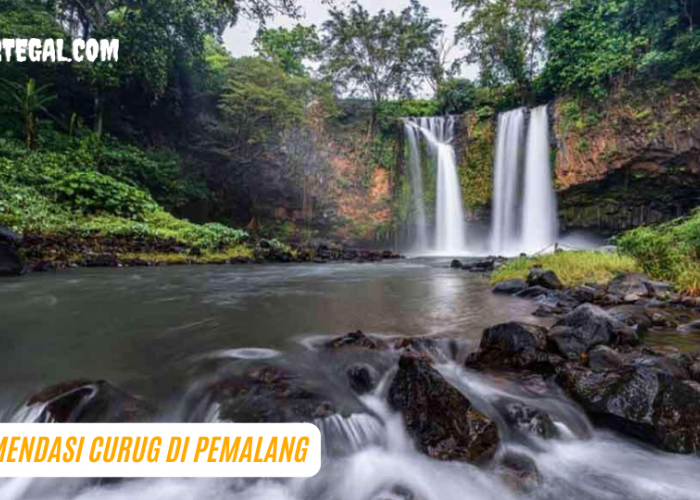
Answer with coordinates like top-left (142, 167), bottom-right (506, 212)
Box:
top-left (1, 260), bottom-right (699, 500)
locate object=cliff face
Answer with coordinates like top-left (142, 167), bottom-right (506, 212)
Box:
top-left (554, 80), bottom-right (700, 233)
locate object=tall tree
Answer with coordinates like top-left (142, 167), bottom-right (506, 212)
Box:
top-left (453, 0), bottom-right (568, 101)
top-left (322, 0), bottom-right (444, 105)
top-left (254, 24), bottom-right (322, 76)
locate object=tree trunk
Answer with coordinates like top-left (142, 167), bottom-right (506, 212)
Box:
top-left (94, 91), bottom-right (104, 136)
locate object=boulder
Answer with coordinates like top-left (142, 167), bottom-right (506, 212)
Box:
top-left (346, 363), bottom-right (377, 395)
top-left (28, 380), bottom-right (155, 423)
top-left (678, 320), bottom-right (700, 334)
top-left (493, 279), bottom-right (527, 295)
top-left (0, 226), bottom-right (22, 245)
top-left (205, 365), bottom-right (343, 423)
top-left (607, 305), bottom-right (653, 334)
top-left (608, 273), bottom-right (652, 297)
top-left (501, 401), bottom-right (558, 440)
top-left (548, 304), bottom-right (635, 360)
top-left (0, 242), bottom-right (23, 276)
top-left (462, 258), bottom-right (496, 273)
top-left (325, 330), bottom-right (388, 351)
top-left (557, 365), bottom-right (700, 454)
top-left (569, 285), bottom-right (606, 304)
top-left (450, 259), bottom-right (463, 269)
top-left (466, 323), bottom-right (553, 373)
top-left (588, 345), bottom-right (624, 372)
top-left (526, 269), bottom-right (564, 290)
top-left (388, 355), bottom-right (499, 463)
top-left (497, 452), bottom-right (541, 493)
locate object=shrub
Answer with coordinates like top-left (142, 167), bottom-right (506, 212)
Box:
top-left (53, 171), bottom-right (158, 218)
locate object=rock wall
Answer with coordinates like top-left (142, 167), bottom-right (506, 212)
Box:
top-left (554, 80), bottom-right (700, 234)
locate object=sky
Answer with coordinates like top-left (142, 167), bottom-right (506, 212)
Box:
top-left (222, 0), bottom-right (479, 93)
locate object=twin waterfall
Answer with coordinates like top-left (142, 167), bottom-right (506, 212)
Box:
top-left (404, 117), bottom-right (467, 254)
top-left (403, 106), bottom-right (558, 256)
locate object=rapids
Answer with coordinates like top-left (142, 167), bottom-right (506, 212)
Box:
top-left (1, 261), bottom-right (699, 500)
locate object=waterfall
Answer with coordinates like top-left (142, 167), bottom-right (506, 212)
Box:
top-left (403, 122), bottom-right (429, 251)
top-left (404, 117), bottom-right (467, 254)
top-left (521, 105), bottom-right (558, 253)
top-left (490, 106), bottom-right (558, 255)
top-left (490, 108), bottom-right (526, 254)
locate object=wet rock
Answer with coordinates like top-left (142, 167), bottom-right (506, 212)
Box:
top-left (678, 320), bottom-right (700, 333)
top-left (462, 258), bottom-right (497, 272)
top-left (346, 363), bottom-right (377, 395)
top-left (28, 380), bottom-right (155, 423)
top-left (690, 362), bottom-right (700, 382)
top-left (588, 345), bottom-right (624, 372)
top-left (0, 226), bottom-right (22, 245)
top-left (557, 365), bottom-right (700, 454)
top-left (569, 285), bottom-right (606, 304)
top-left (325, 330), bottom-right (388, 351)
top-left (450, 259), bottom-right (463, 269)
top-left (607, 305), bottom-right (653, 334)
top-left (394, 338), bottom-right (444, 359)
top-left (532, 305), bottom-right (568, 318)
top-left (526, 269), bottom-right (564, 290)
top-left (0, 242), bottom-right (23, 276)
top-left (630, 352), bottom-right (694, 380)
top-left (207, 365), bottom-right (342, 423)
top-left (83, 254), bottom-right (118, 267)
top-left (608, 273), bottom-right (652, 297)
top-left (388, 355), bottom-right (499, 463)
top-left (493, 279), bottom-right (527, 295)
top-left (497, 452), bottom-right (541, 493)
top-left (466, 323), bottom-right (553, 373)
top-left (502, 401), bottom-right (558, 440)
top-left (516, 286), bottom-right (579, 311)
top-left (548, 304), bottom-right (635, 360)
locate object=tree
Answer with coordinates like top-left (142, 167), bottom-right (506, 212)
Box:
top-left (426, 34), bottom-right (457, 97)
top-left (254, 24), bottom-right (322, 76)
top-left (322, 0), bottom-right (444, 105)
top-left (436, 78), bottom-right (477, 114)
top-left (454, 0), bottom-right (568, 102)
top-left (0, 79), bottom-right (56, 149)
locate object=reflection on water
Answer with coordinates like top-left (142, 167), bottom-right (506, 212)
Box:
top-left (0, 259), bottom-right (541, 403)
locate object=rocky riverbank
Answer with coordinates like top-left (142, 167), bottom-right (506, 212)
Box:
top-left (0, 225), bottom-right (404, 276)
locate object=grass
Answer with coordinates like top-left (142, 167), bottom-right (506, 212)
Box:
top-left (118, 246), bottom-right (254, 265)
top-left (492, 251), bottom-right (642, 288)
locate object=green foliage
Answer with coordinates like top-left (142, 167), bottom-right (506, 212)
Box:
top-left (254, 24), bottom-right (322, 76)
top-left (492, 250), bottom-right (642, 287)
top-left (459, 114), bottom-right (495, 208)
top-left (53, 171), bottom-right (158, 217)
top-left (543, 0), bottom-right (700, 100)
top-left (454, 0), bottom-right (568, 101)
top-left (0, 79), bottom-right (56, 149)
top-left (617, 210), bottom-right (700, 295)
top-left (375, 99), bottom-right (439, 133)
top-left (322, 0), bottom-right (444, 102)
top-left (437, 78), bottom-right (477, 114)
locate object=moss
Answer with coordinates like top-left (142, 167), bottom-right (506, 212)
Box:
top-left (117, 246), bottom-right (254, 265)
top-left (459, 112), bottom-right (495, 209)
top-left (492, 251), bottom-right (642, 287)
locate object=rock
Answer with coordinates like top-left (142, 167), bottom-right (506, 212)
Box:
top-left (462, 258), bottom-right (496, 272)
top-left (466, 323), bottom-right (553, 373)
top-left (630, 352), bottom-right (694, 380)
top-left (316, 243), bottom-right (332, 260)
top-left (493, 279), bottom-right (527, 295)
top-left (690, 362), bottom-right (700, 382)
top-left (588, 345), bottom-right (624, 371)
top-left (346, 363), bottom-right (377, 395)
top-left (646, 280), bottom-right (673, 298)
top-left (28, 380), bottom-right (155, 423)
top-left (205, 365), bottom-right (344, 423)
top-left (450, 259), bottom-right (463, 269)
top-left (0, 226), bottom-right (22, 245)
top-left (83, 254), bottom-right (118, 267)
top-left (608, 273), bottom-right (652, 297)
top-left (502, 401), bottom-right (558, 440)
top-left (678, 320), bottom-right (700, 334)
top-left (388, 355), bottom-right (499, 463)
top-left (548, 304), bottom-right (635, 360)
top-left (497, 452), bottom-right (541, 493)
top-left (394, 338), bottom-right (444, 359)
top-left (0, 242), bottom-right (23, 276)
top-left (516, 286), bottom-right (579, 310)
top-left (325, 330), bottom-right (388, 351)
top-left (569, 285), bottom-right (606, 304)
top-left (607, 305), bottom-right (653, 334)
top-left (526, 269), bottom-right (564, 290)
top-left (557, 365), bottom-right (700, 454)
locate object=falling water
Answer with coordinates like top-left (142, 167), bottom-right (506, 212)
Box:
top-left (491, 107), bottom-right (558, 255)
top-left (403, 122), bottom-right (429, 251)
top-left (521, 105), bottom-right (558, 253)
top-left (405, 117), bottom-right (467, 254)
top-left (491, 109), bottom-right (526, 254)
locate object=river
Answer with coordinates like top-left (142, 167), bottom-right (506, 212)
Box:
top-left (1, 260), bottom-right (699, 500)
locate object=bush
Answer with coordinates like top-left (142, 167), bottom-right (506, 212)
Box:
top-left (53, 171), bottom-right (158, 218)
